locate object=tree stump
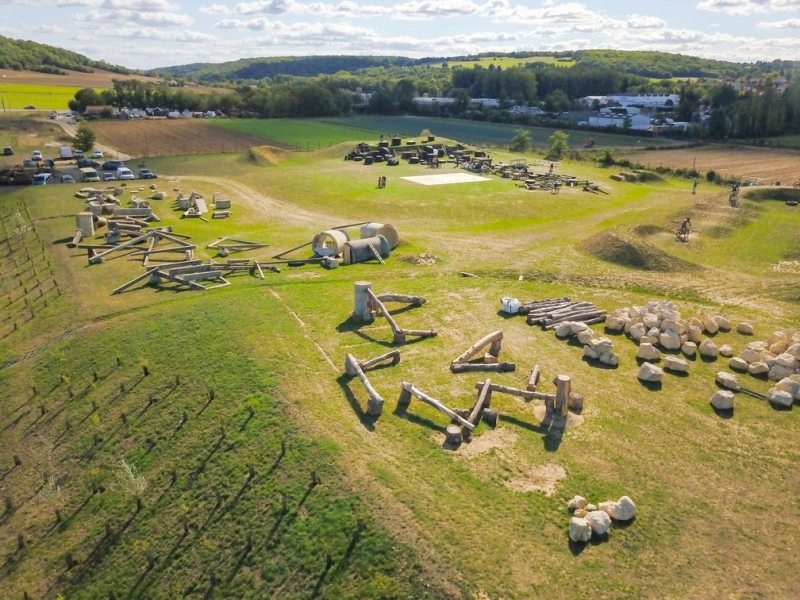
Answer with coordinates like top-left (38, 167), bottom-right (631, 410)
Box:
top-left (568, 392), bottom-right (584, 413)
top-left (353, 281), bottom-right (375, 324)
top-left (444, 424), bottom-right (463, 448)
top-left (482, 408), bottom-right (499, 428)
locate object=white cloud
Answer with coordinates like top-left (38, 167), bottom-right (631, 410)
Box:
top-left (697, 0), bottom-right (800, 14)
top-left (76, 8), bottom-right (194, 26)
top-left (101, 26), bottom-right (216, 42)
top-left (759, 17), bottom-right (800, 28)
top-left (626, 14), bottom-right (666, 29)
top-left (200, 3), bottom-right (233, 14)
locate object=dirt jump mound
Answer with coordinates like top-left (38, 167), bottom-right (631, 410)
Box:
top-left (581, 230), bottom-right (696, 272)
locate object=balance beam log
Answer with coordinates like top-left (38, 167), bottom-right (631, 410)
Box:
top-left (473, 381), bottom-right (554, 402)
top-left (359, 349), bottom-right (401, 371)
top-left (463, 379), bottom-right (492, 440)
top-left (451, 330), bottom-right (503, 365)
top-left (344, 354), bottom-right (384, 416)
top-left (451, 362), bottom-right (515, 374)
top-left (527, 364), bottom-right (541, 392)
top-left (375, 293), bottom-right (427, 307)
top-left (398, 382), bottom-right (474, 430)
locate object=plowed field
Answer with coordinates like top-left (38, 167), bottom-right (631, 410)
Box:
top-left (627, 145), bottom-right (800, 183)
top-left (89, 119), bottom-right (270, 158)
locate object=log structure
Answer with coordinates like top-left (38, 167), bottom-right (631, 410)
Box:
top-left (520, 297), bottom-right (606, 328)
top-left (450, 330), bottom-right (515, 373)
top-left (451, 362), bottom-right (516, 374)
top-left (352, 283), bottom-right (437, 344)
top-left (398, 382), bottom-right (475, 430)
top-left (344, 353), bottom-right (390, 416)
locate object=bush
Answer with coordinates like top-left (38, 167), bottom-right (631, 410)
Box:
top-left (706, 169), bottom-right (716, 182)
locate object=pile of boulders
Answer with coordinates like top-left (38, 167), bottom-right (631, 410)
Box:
top-left (728, 330), bottom-right (800, 381)
top-left (554, 321), bottom-right (619, 366)
top-left (567, 494), bottom-right (637, 543)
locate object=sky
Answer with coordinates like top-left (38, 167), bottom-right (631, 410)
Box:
top-left (1, 0), bottom-right (799, 70)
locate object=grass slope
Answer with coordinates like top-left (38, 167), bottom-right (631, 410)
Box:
top-left (1, 126), bottom-right (799, 599)
top-left (0, 84), bottom-right (86, 110)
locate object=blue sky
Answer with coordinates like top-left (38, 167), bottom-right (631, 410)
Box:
top-left (1, 0), bottom-right (799, 69)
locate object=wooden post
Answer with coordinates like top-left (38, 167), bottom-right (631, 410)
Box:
top-left (527, 364), bottom-right (541, 392)
top-left (554, 374), bottom-right (571, 418)
top-left (451, 362), bottom-right (515, 373)
top-left (398, 383), bottom-right (412, 410)
top-left (444, 424), bottom-right (463, 447)
top-left (463, 379), bottom-right (492, 440)
top-left (482, 408), bottom-right (499, 427)
top-left (353, 281), bottom-right (374, 323)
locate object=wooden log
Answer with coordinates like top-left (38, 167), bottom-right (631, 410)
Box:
top-left (67, 229), bottom-right (83, 248)
top-left (527, 364), bottom-right (541, 392)
top-left (359, 349), bottom-right (401, 371)
top-left (451, 362), bottom-right (515, 374)
top-left (463, 379), bottom-right (492, 439)
top-left (394, 328), bottom-right (437, 345)
top-left (554, 374), bottom-right (571, 418)
top-left (451, 330), bottom-right (503, 365)
top-left (344, 354), bottom-right (384, 416)
top-left (543, 310), bottom-right (607, 329)
top-left (399, 382), bottom-right (475, 430)
top-left (568, 392), bottom-right (584, 413)
top-left (473, 381), bottom-right (554, 402)
top-left (524, 301), bottom-right (582, 319)
top-left (376, 293), bottom-right (427, 307)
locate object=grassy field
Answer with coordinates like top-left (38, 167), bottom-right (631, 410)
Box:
top-left (1, 119), bottom-right (799, 599)
top-left (0, 84), bottom-right (87, 110)
top-left (210, 116), bottom-right (678, 152)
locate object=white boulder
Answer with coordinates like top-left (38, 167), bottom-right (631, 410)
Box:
top-left (740, 348), bottom-right (762, 364)
top-left (590, 337), bottom-right (614, 355)
top-left (729, 357), bottom-right (749, 372)
top-left (710, 390), bottom-right (734, 410)
top-left (719, 344), bottom-right (734, 358)
top-left (577, 329), bottom-right (596, 345)
top-left (767, 388), bottom-right (794, 408)
top-left (643, 313), bottom-right (660, 329)
top-left (747, 362), bottom-right (769, 376)
top-left (637, 362), bottom-right (663, 383)
top-left (569, 517), bottom-right (592, 543)
top-left (555, 322), bottom-right (574, 338)
top-left (605, 315), bottom-right (627, 333)
top-left (769, 364), bottom-right (795, 382)
top-left (665, 356), bottom-right (690, 373)
top-left (659, 330), bottom-right (682, 351)
top-left (713, 316), bottom-right (731, 331)
top-left (586, 510), bottom-right (612, 536)
top-left (775, 353), bottom-right (798, 369)
top-left (776, 377), bottom-right (800, 400)
top-left (787, 343), bottom-right (800, 361)
top-left (598, 501), bottom-right (617, 517)
top-left (715, 371), bottom-right (740, 391)
top-left (681, 342), bottom-right (697, 357)
top-left (629, 323), bottom-right (647, 342)
top-left (599, 352), bottom-right (619, 367)
top-left (688, 326), bottom-right (703, 343)
top-left (610, 496), bottom-right (637, 521)
top-left (570, 321), bottom-right (590, 335)
top-left (736, 322), bottom-right (754, 335)
top-left (699, 340), bottom-right (719, 359)
top-left (583, 345), bottom-right (599, 360)
top-left (703, 316), bottom-right (719, 335)
top-left (567, 495), bottom-right (587, 511)
top-left (637, 343), bottom-right (661, 362)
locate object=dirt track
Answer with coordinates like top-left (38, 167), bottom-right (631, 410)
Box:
top-left (627, 145), bottom-right (800, 183)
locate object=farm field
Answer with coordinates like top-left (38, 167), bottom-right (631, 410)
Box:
top-left (322, 116), bottom-right (678, 150)
top-left (1, 118), bottom-right (799, 599)
top-left (0, 83), bottom-right (86, 110)
top-left (0, 68), bottom-right (229, 94)
top-left (214, 118), bottom-right (381, 151)
top-left (88, 119), bottom-right (273, 158)
top-left (625, 145), bottom-right (800, 184)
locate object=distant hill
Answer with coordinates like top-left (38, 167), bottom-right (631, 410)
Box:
top-left (573, 50), bottom-right (750, 79)
top-left (150, 56), bottom-right (416, 82)
top-left (0, 34), bottom-right (131, 75)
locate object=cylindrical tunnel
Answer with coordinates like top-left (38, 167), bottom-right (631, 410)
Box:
top-left (312, 229), bottom-right (350, 257)
top-left (359, 222), bottom-right (399, 249)
top-left (343, 235), bottom-right (391, 265)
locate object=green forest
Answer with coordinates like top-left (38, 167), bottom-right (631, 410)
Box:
top-left (0, 34), bottom-right (130, 75)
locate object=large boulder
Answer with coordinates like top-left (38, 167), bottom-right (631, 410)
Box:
top-left (710, 390), bottom-right (734, 410)
top-left (767, 388), bottom-right (794, 408)
top-left (590, 337), bottom-right (614, 355)
top-left (688, 326), bottom-right (703, 343)
top-left (747, 362), bottom-right (769, 376)
top-left (699, 340), bottom-right (719, 359)
top-left (577, 329), bottom-right (596, 345)
top-left (703, 316), bottom-right (719, 335)
top-left (555, 322), bottom-right (575, 338)
top-left (599, 352), bottom-right (619, 367)
top-left (787, 343), bottom-right (800, 361)
top-left (568, 517), bottom-right (592, 543)
top-left (736, 322), bottom-right (754, 335)
top-left (729, 357), bottom-right (749, 372)
top-left (629, 322), bottom-right (647, 342)
top-left (570, 321), bottom-right (590, 335)
top-left (713, 315), bottom-right (731, 331)
top-left (715, 371), bottom-right (740, 391)
top-left (637, 343), bottom-right (661, 362)
top-left (586, 510), bottom-right (612, 536)
top-left (719, 344), bottom-right (734, 358)
top-left (605, 315), bottom-right (627, 333)
top-left (610, 496), bottom-right (637, 521)
top-left (769, 364), bottom-right (795, 382)
top-left (637, 362), bottom-right (663, 383)
top-left (775, 353), bottom-right (798, 370)
top-left (740, 348), bottom-right (763, 364)
top-left (659, 330), bottom-right (682, 351)
top-left (583, 345), bottom-right (599, 360)
top-left (643, 313), bottom-right (660, 330)
top-left (776, 377), bottom-right (800, 400)
top-left (665, 356), bottom-right (689, 373)
top-left (567, 495), bottom-right (587, 511)
top-left (661, 319), bottom-right (687, 335)
top-left (681, 342), bottom-right (697, 357)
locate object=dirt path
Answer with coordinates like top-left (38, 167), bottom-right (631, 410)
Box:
top-left (185, 175), bottom-right (343, 226)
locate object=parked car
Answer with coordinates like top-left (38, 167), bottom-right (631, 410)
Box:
top-left (32, 173), bottom-right (53, 185)
top-left (23, 158), bottom-right (35, 168)
top-left (116, 167), bottom-right (134, 180)
top-left (91, 150), bottom-right (104, 159)
top-left (2, 146), bottom-right (12, 156)
top-left (138, 168), bottom-right (157, 179)
top-left (102, 172), bottom-right (116, 181)
top-left (31, 150), bottom-right (43, 161)
top-left (79, 167), bottom-right (100, 182)
top-left (77, 158), bottom-right (100, 169)
top-left (101, 160), bottom-right (125, 171)
top-left (60, 174), bottom-right (75, 183)
top-left (24, 105), bottom-right (36, 110)
top-left (73, 149), bottom-right (84, 159)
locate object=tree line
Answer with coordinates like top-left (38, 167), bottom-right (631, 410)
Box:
top-left (0, 34), bottom-right (130, 74)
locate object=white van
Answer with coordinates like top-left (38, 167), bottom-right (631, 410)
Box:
top-left (80, 167), bottom-right (100, 182)
top-left (116, 167), bottom-right (134, 180)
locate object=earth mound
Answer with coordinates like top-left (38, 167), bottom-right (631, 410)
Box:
top-left (581, 230), bottom-right (696, 272)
